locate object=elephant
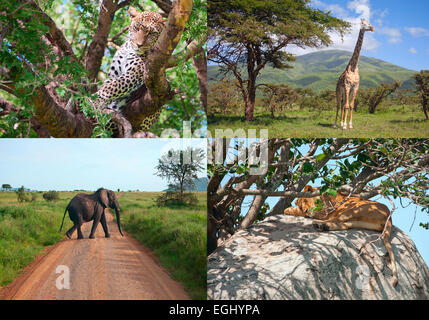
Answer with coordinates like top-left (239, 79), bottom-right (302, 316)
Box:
top-left (59, 188), bottom-right (124, 239)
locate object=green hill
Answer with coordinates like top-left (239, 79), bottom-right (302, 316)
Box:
top-left (208, 50), bottom-right (417, 92)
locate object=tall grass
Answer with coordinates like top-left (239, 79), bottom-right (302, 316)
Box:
top-left (120, 192), bottom-right (207, 300)
top-left (0, 192), bottom-right (72, 287)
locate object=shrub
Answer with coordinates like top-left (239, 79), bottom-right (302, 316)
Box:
top-left (16, 186), bottom-right (30, 202)
top-left (42, 191), bottom-right (59, 202)
top-left (155, 192), bottom-right (198, 207)
top-left (30, 193), bottom-right (38, 202)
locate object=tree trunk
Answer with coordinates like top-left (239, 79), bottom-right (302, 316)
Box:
top-left (244, 84), bottom-right (256, 121)
top-left (423, 96), bottom-right (428, 120)
top-left (192, 47), bottom-right (207, 115)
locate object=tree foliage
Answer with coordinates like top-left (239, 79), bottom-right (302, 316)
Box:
top-left (208, 79), bottom-right (242, 116)
top-left (359, 81), bottom-right (402, 114)
top-left (413, 70), bottom-right (429, 120)
top-left (43, 190), bottom-right (60, 202)
top-left (155, 146), bottom-right (205, 203)
top-left (1, 184), bottom-right (12, 190)
top-left (208, 0), bottom-right (350, 121)
top-left (260, 84), bottom-right (299, 118)
top-left (0, 0), bottom-right (206, 137)
top-left (207, 138), bottom-right (429, 254)
top-left (15, 186), bottom-right (36, 202)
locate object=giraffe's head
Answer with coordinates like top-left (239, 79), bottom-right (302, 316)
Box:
top-left (361, 19), bottom-right (374, 32)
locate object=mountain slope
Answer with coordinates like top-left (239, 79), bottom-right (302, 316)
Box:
top-left (208, 50), bottom-right (417, 91)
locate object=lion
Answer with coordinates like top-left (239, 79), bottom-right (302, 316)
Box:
top-left (284, 185), bottom-right (398, 287)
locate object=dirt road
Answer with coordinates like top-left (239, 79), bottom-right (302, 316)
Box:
top-left (0, 211), bottom-right (190, 300)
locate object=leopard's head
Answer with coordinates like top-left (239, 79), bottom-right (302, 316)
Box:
top-left (128, 7), bottom-right (165, 55)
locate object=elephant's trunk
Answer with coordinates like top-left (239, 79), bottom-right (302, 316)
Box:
top-left (114, 206), bottom-right (124, 237)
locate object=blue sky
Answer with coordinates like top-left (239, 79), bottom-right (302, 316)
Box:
top-left (0, 139), bottom-right (206, 192)
top-left (291, 0), bottom-right (429, 71)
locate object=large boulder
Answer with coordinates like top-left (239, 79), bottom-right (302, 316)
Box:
top-left (207, 215), bottom-right (429, 300)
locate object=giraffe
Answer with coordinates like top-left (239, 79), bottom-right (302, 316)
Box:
top-left (334, 19), bottom-right (374, 130)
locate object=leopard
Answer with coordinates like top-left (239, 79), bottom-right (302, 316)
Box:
top-left (94, 7), bottom-right (165, 131)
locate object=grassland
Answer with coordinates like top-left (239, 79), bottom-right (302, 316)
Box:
top-left (119, 192), bottom-right (207, 300)
top-left (0, 191), bottom-right (207, 300)
top-left (208, 104), bottom-right (428, 138)
top-left (0, 191), bottom-right (72, 288)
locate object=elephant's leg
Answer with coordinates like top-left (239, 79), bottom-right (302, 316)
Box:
top-left (100, 213), bottom-right (110, 238)
top-left (66, 224), bottom-right (77, 239)
top-left (77, 223), bottom-right (84, 239)
top-left (89, 208), bottom-right (103, 239)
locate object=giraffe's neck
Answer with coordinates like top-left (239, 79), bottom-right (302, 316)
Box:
top-left (347, 29), bottom-right (365, 72)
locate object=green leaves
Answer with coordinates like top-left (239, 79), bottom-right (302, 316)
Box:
top-left (315, 152), bottom-right (326, 163)
top-left (302, 161), bottom-right (314, 174)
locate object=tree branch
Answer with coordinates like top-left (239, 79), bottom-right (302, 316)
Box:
top-left (85, 0), bottom-right (118, 82)
top-left (122, 0), bottom-right (193, 130)
top-left (166, 36), bottom-right (206, 68)
top-left (152, 0), bottom-right (173, 13)
top-left (26, 0), bottom-right (80, 64)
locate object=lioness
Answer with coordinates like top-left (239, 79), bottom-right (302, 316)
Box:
top-left (284, 185), bottom-right (398, 287)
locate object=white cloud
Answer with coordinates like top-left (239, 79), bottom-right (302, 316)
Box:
top-left (378, 27), bottom-right (402, 44)
top-left (378, 8), bottom-right (389, 19)
top-left (310, 0), bottom-right (350, 18)
top-left (409, 47), bottom-right (418, 54)
top-left (405, 27), bottom-right (429, 37)
top-left (347, 0), bottom-right (371, 20)
top-left (291, 0), bottom-right (379, 55)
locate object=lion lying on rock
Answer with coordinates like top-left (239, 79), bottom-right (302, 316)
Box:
top-left (284, 185), bottom-right (398, 287)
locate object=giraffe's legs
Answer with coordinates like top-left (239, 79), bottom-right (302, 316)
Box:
top-left (340, 93), bottom-right (345, 129)
top-left (349, 84), bottom-right (359, 129)
top-left (342, 89), bottom-right (350, 130)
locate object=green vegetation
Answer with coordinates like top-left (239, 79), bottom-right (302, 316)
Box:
top-left (208, 0), bottom-right (350, 121)
top-left (208, 50), bottom-right (417, 92)
top-left (0, 191), bottom-right (73, 287)
top-left (413, 70), bottom-right (429, 120)
top-left (0, 0), bottom-right (206, 137)
top-left (208, 104), bottom-right (428, 138)
top-left (208, 50), bottom-right (428, 137)
top-left (42, 190), bottom-right (60, 202)
top-left (120, 192), bottom-right (207, 300)
top-left (0, 191), bottom-right (207, 300)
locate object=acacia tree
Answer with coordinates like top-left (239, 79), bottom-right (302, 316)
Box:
top-left (207, 138), bottom-right (429, 254)
top-left (208, 0), bottom-right (349, 121)
top-left (1, 184), bottom-right (11, 191)
top-left (414, 70), bottom-right (429, 120)
top-left (0, 0), bottom-right (206, 137)
top-left (155, 146), bottom-right (205, 200)
top-left (208, 78), bottom-right (241, 116)
top-left (359, 81), bottom-right (402, 114)
top-left (260, 84), bottom-right (298, 118)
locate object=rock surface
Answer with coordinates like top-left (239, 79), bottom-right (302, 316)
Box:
top-left (207, 215), bottom-right (429, 300)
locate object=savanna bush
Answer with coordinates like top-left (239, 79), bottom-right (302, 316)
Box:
top-left (42, 191), bottom-right (59, 202)
top-left (155, 191), bottom-right (198, 207)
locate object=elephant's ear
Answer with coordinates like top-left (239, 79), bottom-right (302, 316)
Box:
top-left (98, 189), bottom-right (109, 208)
